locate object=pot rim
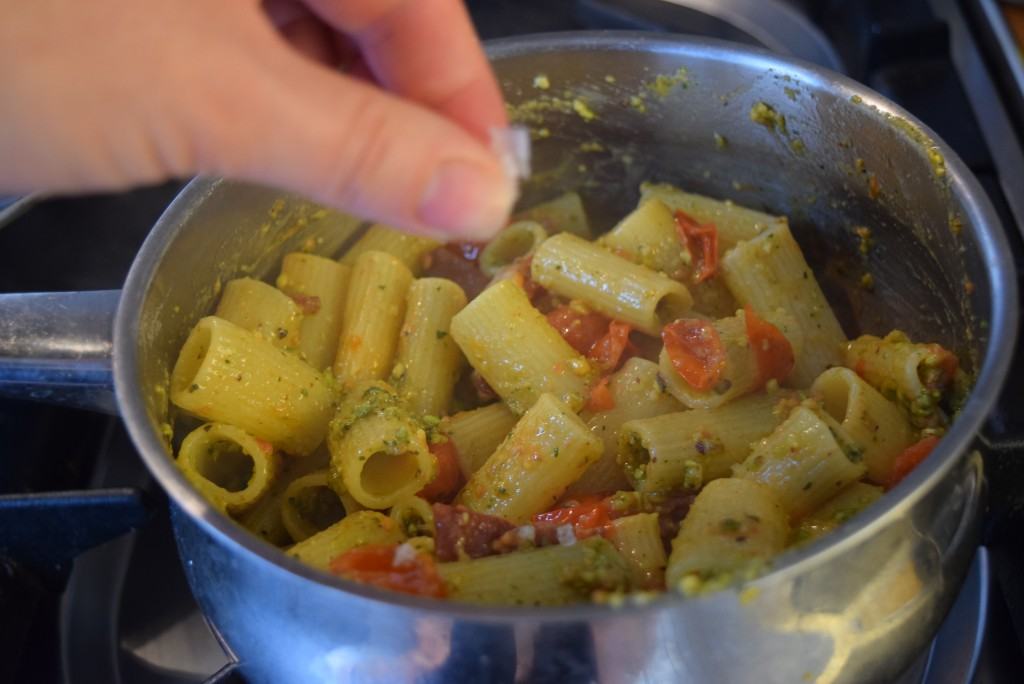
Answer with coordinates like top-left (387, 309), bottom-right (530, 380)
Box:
top-left (113, 31), bottom-right (1018, 622)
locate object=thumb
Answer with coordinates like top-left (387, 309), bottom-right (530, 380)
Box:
top-left (189, 45), bottom-right (517, 241)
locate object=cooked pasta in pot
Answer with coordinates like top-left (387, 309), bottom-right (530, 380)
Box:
top-left (167, 183), bottom-right (966, 605)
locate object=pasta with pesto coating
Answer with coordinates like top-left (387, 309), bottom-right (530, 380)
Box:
top-left (168, 182), bottom-right (965, 607)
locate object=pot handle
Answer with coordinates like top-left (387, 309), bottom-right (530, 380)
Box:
top-left (0, 290), bottom-right (120, 414)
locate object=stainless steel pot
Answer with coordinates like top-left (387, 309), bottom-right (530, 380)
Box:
top-left (0, 33), bottom-right (1017, 684)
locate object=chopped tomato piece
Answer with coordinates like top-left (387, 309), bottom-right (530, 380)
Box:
top-left (288, 293), bottom-right (321, 315)
top-left (674, 210), bottom-right (719, 283)
top-left (418, 440), bottom-right (463, 502)
top-left (744, 305), bottom-right (795, 386)
top-left (546, 305), bottom-right (610, 355)
top-left (532, 495), bottom-right (620, 540)
top-left (586, 375), bottom-right (616, 412)
top-left (888, 435), bottom-right (941, 489)
top-left (661, 319), bottom-right (726, 391)
top-left (588, 321), bottom-right (633, 373)
top-left (329, 544), bottom-right (446, 598)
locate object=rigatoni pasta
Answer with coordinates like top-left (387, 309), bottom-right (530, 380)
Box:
top-left (793, 481), bottom-right (883, 545)
top-left (176, 422), bottom-right (280, 514)
top-left (666, 478), bottom-right (789, 593)
top-left (599, 198), bottom-right (689, 277)
top-left (281, 469), bottom-right (360, 543)
top-left (328, 381), bottom-right (435, 509)
top-left (444, 402), bottom-right (520, 478)
top-left (333, 251), bottom-right (413, 389)
top-left (339, 224), bottom-right (439, 274)
top-left (214, 277), bottom-right (303, 349)
top-left (450, 279), bottom-right (592, 413)
top-left (515, 191), bottom-right (591, 238)
top-left (721, 224), bottom-right (847, 387)
top-left (391, 278), bottom-right (467, 417)
top-left (843, 331), bottom-right (960, 423)
top-left (568, 358), bottom-right (684, 497)
top-left (658, 307), bottom-right (801, 409)
top-left (600, 197), bottom-right (737, 317)
top-left (458, 393), bottom-right (602, 523)
top-left (610, 512), bottom-right (667, 587)
top-left (277, 253), bottom-right (351, 370)
top-left (531, 232), bottom-right (692, 335)
top-left (639, 181), bottom-right (786, 248)
top-left (438, 537), bottom-right (629, 605)
top-left (810, 368), bottom-right (915, 484)
top-left (733, 405), bottom-right (868, 520)
top-left (287, 511), bottom-right (405, 571)
top-left (170, 316), bottom-right (334, 456)
top-left (478, 220), bottom-right (548, 277)
top-left (619, 390), bottom-right (795, 491)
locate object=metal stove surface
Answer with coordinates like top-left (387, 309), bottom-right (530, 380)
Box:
top-left (2, 1), bottom-right (1024, 683)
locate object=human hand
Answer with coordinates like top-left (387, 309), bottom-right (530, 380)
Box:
top-left (0, 0), bottom-right (517, 239)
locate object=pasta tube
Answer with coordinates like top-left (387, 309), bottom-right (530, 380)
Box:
top-left (811, 367), bottom-right (915, 484)
top-left (339, 224), bottom-right (440, 275)
top-left (639, 182), bottom-right (786, 248)
top-left (844, 331), bottom-right (959, 417)
top-left (444, 403), bottom-right (520, 478)
top-left (531, 233), bottom-right (692, 335)
top-left (333, 251), bottom-right (413, 389)
top-left (619, 390), bottom-right (795, 491)
top-left (328, 381), bottom-right (435, 509)
top-left (599, 198), bottom-right (736, 317)
top-left (389, 495), bottom-right (435, 537)
top-left (287, 511), bottom-right (404, 571)
top-left (599, 198), bottom-right (689, 276)
top-left (658, 308), bottom-right (802, 409)
top-left (733, 405), bottom-right (868, 519)
top-left (478, 221), bottom-right (548, 277)
top-left (170, 316), bottom-right (335, 456)
top-left (457, 393), bottom-right (603, 523)
top-left (450, 279), bottom-right (592, 414)
top-left (439, 537), bottom-right (630, 605)
top-left (567, 358), bottom-right (684, 497)
top-left (214, 277), bottom-right (302, 350)
top-left (281, 469), bottom-right (360, 543)
top-left (176, 423), bottom-right (280, 515)
top-left (515, 191), bottom-right (591, 238)
top-left (610, 512), bottom-right (667, 587)
top-left (721, 224), bottom-right (847, 387)
top-left (666, 478), bottom-right (789, 593)
top-left (391, 278), bottom-right (468, 417)
top-left (277, 253), bottom-right (352, 370)
top-left (240, 448), bottom-right (330, 545)
top-left (793, 482), bottom-right (883, 545)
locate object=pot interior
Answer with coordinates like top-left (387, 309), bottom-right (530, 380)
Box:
top-left (124, 34), bottom-right (1007, 590)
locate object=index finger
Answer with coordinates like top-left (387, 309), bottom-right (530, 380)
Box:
top-left (301, 0), bottom-right (507, 142)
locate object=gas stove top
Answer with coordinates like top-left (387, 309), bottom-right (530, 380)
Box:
top-left (2, 1), bottom-right (1023, 682)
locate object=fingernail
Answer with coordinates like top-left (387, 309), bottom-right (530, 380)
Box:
top-left (418, 160), bottom-right (517, 240)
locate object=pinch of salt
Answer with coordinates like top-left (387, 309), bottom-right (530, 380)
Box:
top-left (556, 524), bottom-right (577, 546)
top-left (393, 541), bottom-right (417, 567)
top-left (490, 126), bottom-right (532, 181)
